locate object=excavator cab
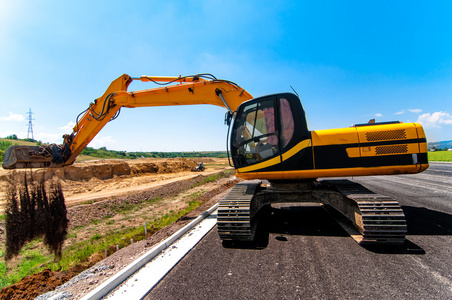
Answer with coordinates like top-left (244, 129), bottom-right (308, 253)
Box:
top-left (230, 92), bottom-right (428, 181)
top-left (230, 93), bottom-right (311, 178)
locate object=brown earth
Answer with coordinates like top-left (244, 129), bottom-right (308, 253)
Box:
top-left (0, 157), bottom-right (219, 212)
top-left (0, 157), bottom-right (238, 300)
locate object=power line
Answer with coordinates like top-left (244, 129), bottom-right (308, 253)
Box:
top-left (26, 108), bottom-right (34, 140)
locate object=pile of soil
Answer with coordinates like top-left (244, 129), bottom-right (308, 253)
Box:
top-left (0, 259), bottom-right (98, 300)
top-left (0, 158), bottom-right (198, 213)
top-left (0, 158), bottom-right (197, 183)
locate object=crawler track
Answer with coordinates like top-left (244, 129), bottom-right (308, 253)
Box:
top-left (217, 181), bottom-right (260, 241)
top-left (217, 179), bottom-right (407, 245)
top-left (324, 180), bottom-right (407, 244)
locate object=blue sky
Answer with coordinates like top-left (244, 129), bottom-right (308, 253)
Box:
top-left (1, 1), bottom-right (451, 151)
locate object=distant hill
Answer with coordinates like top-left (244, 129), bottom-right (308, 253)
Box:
top-left (0, 137), bottom-right (228, 163)
top-left (428, 140), bottom-right (452, 150)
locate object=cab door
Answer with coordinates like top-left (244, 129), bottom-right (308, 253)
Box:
top-left (231, 96), bottom-right (283, 179)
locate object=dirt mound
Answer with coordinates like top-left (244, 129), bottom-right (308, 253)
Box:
top-left (0, 158), bottom-right (197, 183)
top-left (0, 159), bottom-right (197, 213)
top-left (0, 269), bottom-right (68, 300)
top-left (0, 254), bottom-right (102, 300)
top-left (193, 158), bottom-right (217, 163)
top-left (130, 159), bottom-right (196, 175)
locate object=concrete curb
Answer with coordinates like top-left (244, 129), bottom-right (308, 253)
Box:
top-left (81, 203), bottom-right (219, 300)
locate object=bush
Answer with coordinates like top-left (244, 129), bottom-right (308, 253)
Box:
top-left (0, 141), bottom-right (13, 163)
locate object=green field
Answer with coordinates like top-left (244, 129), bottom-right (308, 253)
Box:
top-left (428, 151), bottom-right (452, 162)
top-left (0, 138), bottom-right (227, 164)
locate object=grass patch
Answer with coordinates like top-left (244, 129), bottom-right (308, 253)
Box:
top-left (428, 151), bottom-right (452, 162)
top-left (193, 170), bottom-right (233, 187)
top-left (90, 234), bottom-right (103, 242)
top-left (46, 198), bottom-right (203, 272)
top-left (67, 232), bottom-right (77, 239)
top-left (0, 214), bottom-right (5, 222)
top-left (81, 200), bottom-right (95, 205)
top-left (0, 249), bottom-right (52, 288)
top-left (144, 197), bottom-right (163, 205)
top-left (113, 201), bottom-right (135, 213)
top-left (184, 190), bottom-right (205, 201)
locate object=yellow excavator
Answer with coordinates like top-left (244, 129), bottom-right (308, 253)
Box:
top-left (2, 74), bottom-right (429, 245)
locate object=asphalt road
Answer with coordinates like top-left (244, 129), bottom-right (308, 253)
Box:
top-left (146, 162), bottom-right (452, 300)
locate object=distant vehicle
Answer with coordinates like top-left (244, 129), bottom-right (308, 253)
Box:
top-left (192, 162), bottom-right (205, 172)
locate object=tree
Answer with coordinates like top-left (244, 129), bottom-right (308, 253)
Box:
top-left (6, 134), bottom-right (18, 140)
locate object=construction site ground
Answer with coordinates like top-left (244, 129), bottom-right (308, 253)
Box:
top-left (0, 157), bottom-right (237, 300)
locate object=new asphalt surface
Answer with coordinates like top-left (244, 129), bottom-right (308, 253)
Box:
top-left (146, 162), bottom-right (452, 299)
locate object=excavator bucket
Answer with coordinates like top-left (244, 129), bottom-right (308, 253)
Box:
top-left (2, 145), bottom-right (53, 169)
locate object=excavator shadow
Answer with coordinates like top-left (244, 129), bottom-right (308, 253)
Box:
top-left (222, 204), bottom-right (349, 250)
top-left (402, 205), bottom-right (452, 236)
top-left (361, 205), bottom-right (452, 254)
top-left (361, 240), bottom-right (425, 255)
top-left (221, 204), bottom-right (440, 254)
top-left (268, 204), bottom-right (350, 238)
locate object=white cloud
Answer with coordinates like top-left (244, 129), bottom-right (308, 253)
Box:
top-left (35, 132), bottom-right (64, 144)
top-left (417, 111), bottom-right (452, 128)
top-left (0, 112), bottom-right (25, 121)
top-left (58, 121), bottom-right (76, 132)
top-left (88, 135), bottom-right (118, 149)
top-left (395, 108), bottom-right (422, 115)
top-left (375, 113), bottom-right (383, 117)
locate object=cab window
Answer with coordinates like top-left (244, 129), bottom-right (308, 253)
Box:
top-left (280, 98), bottom-right (294, 148)
top-left (232, 99), bottom-right (279, 166)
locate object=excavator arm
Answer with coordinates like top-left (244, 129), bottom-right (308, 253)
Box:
top-left (2, 74), bottom-right (253, 169)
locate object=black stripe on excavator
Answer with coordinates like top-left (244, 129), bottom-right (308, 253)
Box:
top-left (234, 143), bottom-right (314, 173)
top-left (315, 138), bottom-right (425, 150)
top-left (418, 152), bottom-right (428, 164)
top-left (313, 137), bottom-right (426, 153)
top-left (250, 160), bottom-right (284, 173)
top-left (359, 138), bottom-right (426, 148)
top-left (313, 143), bottom-right (426, 170)
top-left (361, 153), bottom-right (428, 168)
top-left (235, 138), bottom-right (426, 173)
top-left (281, 147), bottom-right (314, 171)
top-left (313, 144), bottom-right (360, 169)
top-left (281, 137), bottom-right (426, 172)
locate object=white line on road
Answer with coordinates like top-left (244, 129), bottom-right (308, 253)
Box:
top-left (106, 211), bottom-right (218, 299)
top-left (410, 256), bottom-right (452, 293)
top-left (81, 204), bottom-right (219, 300)
top-left (372, 175), bottom-right (452, 194)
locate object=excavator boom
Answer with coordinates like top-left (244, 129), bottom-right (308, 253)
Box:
top-left (2, 74), bottom-right (252, 169)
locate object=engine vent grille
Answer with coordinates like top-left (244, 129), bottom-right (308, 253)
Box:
top-left (375, 145), bottom-right (408, 155)
top-left (366, 130), bottom-right (406, 142)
